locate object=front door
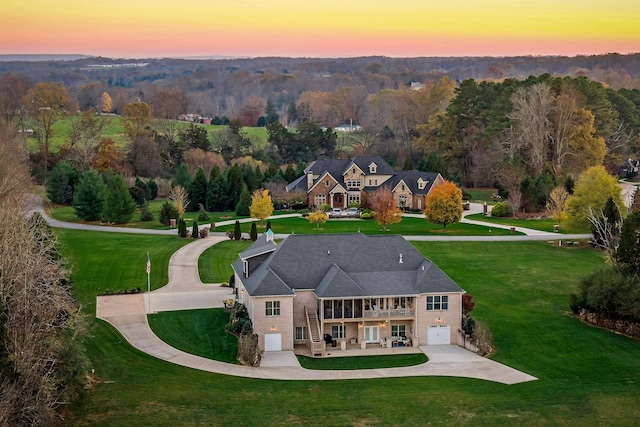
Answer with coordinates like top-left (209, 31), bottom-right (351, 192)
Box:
top-left (364, 326), bottom-right (379, 343)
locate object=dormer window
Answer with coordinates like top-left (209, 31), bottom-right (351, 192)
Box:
top-left (417, 179), bottom-right (427, 190)
top-left (369, 163), bottom-right (377, 174)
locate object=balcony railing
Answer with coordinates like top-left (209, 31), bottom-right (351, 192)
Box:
top-left (324, 308), bottom-right (414, 320)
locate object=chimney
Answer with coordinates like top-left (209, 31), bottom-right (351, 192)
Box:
top-left (307, 170), bottom-right (314, 189)
top-left (399, 254), bottom-right (403, 264)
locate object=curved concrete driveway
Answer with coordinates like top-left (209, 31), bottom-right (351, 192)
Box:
top-left (35, 197), bottom-right (546, 384)
top-left (96, 231), bottom-right (537, 385)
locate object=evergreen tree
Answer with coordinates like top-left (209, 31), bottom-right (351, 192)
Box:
top-left (174, 163), bottom-right (192, 189)
top-left (102, 173), bottom-right (136, 224)
top-left (140, 201), bottom-right (154, 221)
top-left (46, 161), bottom-right (79, 204)
top-left (147, 178), bottom-right (158, 200)
top-left (135, 176), bottom-right (150, 200)
top-left (226, 164), bottom-right (244, 207)
top-left (128, 186), bottom-right (146, 207)
top-left (72, 168), bottom-right (106, 220)
top-left (187, 167), bottom-right (208, 212)
top-left (250, 222), bottom-right (258, 241)
top-left (191, 221), bottom-right (199, 238)
top-left (283, 163), bottom-right (296, 183)
top-left (209, 164), bottom-right (220, 181)
top-left (235, 183), bottom-right (251, 216)
top-left (614, 211), bottom-right (640, 278)
top-left (233, 220), bottom-right (241, 240)
top-left (265, 99), bottom-right (279, 124)
top-left (158, 201), bottom-right (179, 226)
top-left (402, 156), bottom-right (413, 171)
top-left (266, 220), bottom-right (272, 231)
top-left (178, 218), bottom-right (188, 237)
top-left (206, 173), bottom-right (229, 212)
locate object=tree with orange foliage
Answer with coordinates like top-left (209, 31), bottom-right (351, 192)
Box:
top-left (91, 138), bottom-right (126, 173)
top-left (424, 181), bottom-right (463, 229)
top-left (369, 188), bottom-right (402, 232)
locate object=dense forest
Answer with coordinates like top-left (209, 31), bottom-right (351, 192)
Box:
top-left (1, 53), bottom-right (639, 218)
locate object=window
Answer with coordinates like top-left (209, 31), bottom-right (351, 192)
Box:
top-left (315, 194), bottom-right (326, 206)
top-left (398, 195), bottom-right (408, 208)
top-left (295, 326), bottom-right (307, 340)
top-left (347, 180), bottom-right (360, 188)
top-left (391, 324), bottom-right (406, 337)
top-left (426, 295), bottom-right (448, 311)
top-left (331, 324), bottom-right (346, 339)
top-left (401, 184), bottom-right (405, 191)
top-left (368, 179), bottom-right (378, 186)
top-left (418, 179), bottom-right (427, 190)
top-left (325, 180), bottom-right (330, 187)
top-left (348, 194), bottom-right (360, 205)
top-left (369, 163), bottom-right (377, 173)
top-left (265, 300), bottom-right (280, 316)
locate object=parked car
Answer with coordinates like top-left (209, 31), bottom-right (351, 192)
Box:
top-left (328, 208), bottom-right (344, 218)
top-left (345, 207), bottom-right (361, 217)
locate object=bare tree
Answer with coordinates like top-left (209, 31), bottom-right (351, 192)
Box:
top-left (0, 130), bottom-right (88, 426)
top-left (587, 205), bottom-right (623, 265)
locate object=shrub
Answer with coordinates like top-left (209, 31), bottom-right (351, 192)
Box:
top-left (319, 203), bottom-right (331, 212)
top-left (197, 203), bottom-right (210, 222)
top-left (178, 218), bottom-right (188, 238)
top-left (129, 186), bottom-right (146, 207)
top-left (139, 201), bottom-right (153, 221)
top-left (266, 220), bottom-right (272, 231)
top-left (191, 221), bottom-right (199, 238)
top-left (463, 316), bottom-right (476, 337)
top-left (360, 212), bottom-right (374, 219)
top-left (491, 201), bottom-right (512, 217)
top-left (348, 202), bottom-right (361, 209)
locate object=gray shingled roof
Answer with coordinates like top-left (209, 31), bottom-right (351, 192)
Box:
top-left (234, 233), bottom-right (464, 298)
top-left (388, 170), bottom-right (441, 195)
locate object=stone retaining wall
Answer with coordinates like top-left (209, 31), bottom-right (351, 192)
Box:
top-left (578, 309), bottom-right (640, 337)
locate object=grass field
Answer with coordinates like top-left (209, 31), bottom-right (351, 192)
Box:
top-left (466, 213), bottom-right (560, 233)
top-left (215, 216), bottom-right (522, 236)
top-left (57, 229), bottom-right (640, 425)
top-left (297, 353), bottom-right (428, 370)
top-left (198, 240), bottom-right (252, 283)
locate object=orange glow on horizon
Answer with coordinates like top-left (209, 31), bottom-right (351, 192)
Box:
top-left (1, 0), bottom-right (638, 58)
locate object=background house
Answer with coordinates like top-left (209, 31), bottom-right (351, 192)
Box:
top-left (232, 232), bottom-right (465, 355)
top-left (286, 156), bottom-right (444, 210)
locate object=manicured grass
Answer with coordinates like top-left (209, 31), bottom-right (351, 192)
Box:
top-left (216, 216), bottom-right (522, 236)
top-left (60, 232), bottom-right (640, 426)
top-left (198, 240), bottom-right (252, 283)
top-left (48, 198), bottom-right (282, 230)
top-left (466, 213), bottom-right (561, 233)
top-left (148, 309), bottom-right (239, 364)
top-left (297, 353), bottom-right (428, 370)
top-left (465, 188), bottom-right (498, 204)
top-left (55, 229), bottom-right (190, 311)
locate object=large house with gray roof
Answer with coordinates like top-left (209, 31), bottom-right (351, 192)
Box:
top-left (285, 156), bottom-right (445, 210)
top-left (232, 232), bottom-right (465, 355)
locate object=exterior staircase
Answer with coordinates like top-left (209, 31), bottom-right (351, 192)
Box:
top-left (305, 306), bottom-right (323, 356)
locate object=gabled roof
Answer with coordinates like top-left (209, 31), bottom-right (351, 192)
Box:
top-left (234, 233), bottom-right (464, 298)
top-left (388, 170), bottom-right (441, 195)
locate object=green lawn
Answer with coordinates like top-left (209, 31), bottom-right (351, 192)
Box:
top-left (465, 188), bottom-right (499, 204)
top-left (466, 213), bottom-right (561, 233)
top-left (148, 309), bottom-right (239, 364)
top-left (298, 353), bottom-right (428, 370)
top-left (59, 231), bottom-right (640, 426)
top-left (216, 216), bottom-right (522, 236)
top-left (198, 240), bottom-right (252, 283)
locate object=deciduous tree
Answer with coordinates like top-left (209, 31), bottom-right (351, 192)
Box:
top-left (307, 210), bottom-right (328, 229)
top-left (168, 185), bottom-right (189, 218)
top-left (250, 189), bottom-right (274, 225)
top-left (369, 188), bottom-right (402, 231)
top-left (565, 166), bottom-right (623, 231)
top-left (101, 92), bottom-right (112, 113)
top-left (424, 181), bottom-right (463, 228)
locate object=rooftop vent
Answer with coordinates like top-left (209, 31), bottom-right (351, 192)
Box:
top-left (399, 254), bottom-right (403, 264)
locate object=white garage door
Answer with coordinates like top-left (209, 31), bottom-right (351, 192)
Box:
top-left (427, 325), bottom-right (450, 345)
top-left (264, 333), bottom-right (282, 351)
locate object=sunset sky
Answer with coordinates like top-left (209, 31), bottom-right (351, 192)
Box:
top-left (2, 0), bottom-right (639, 58)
